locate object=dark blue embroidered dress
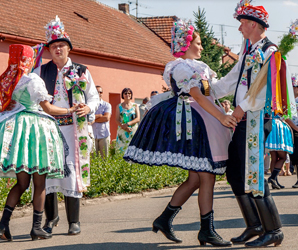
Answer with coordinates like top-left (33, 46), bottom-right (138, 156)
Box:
top-left (124, 59), bottom-right (231, 174)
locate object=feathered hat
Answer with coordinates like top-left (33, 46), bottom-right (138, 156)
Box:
top-left (44, 15), bottom-right (73, 49)
top-left (234, 0), bottom-right (269, 28)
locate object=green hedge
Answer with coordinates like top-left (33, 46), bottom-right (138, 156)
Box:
top-left (0, 152), bottom-right (225, 210)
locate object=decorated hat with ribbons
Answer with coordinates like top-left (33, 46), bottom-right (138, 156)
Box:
top-left (0, 44), bottom-right (34, 111)
top-left (171, 19), bottom-right (195, 58)
top-left (44, 15), bottom-right (73, 49)
top-left (234, 0), bottom-right (269, 28)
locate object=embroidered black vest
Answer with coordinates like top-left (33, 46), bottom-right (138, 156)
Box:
top-left (232, 37), bottom-right (277, 107)
top-left (40, 60), bottom-right (87, 107)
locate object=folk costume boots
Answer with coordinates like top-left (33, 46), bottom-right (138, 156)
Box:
top-left (245, 195), bottom-right (283, 247)
top-left (152, 203), bottom-right (182, 243)
top-left (43, 193), bottom-right (59, 233)
top-left (198, 210), bottom-right (232, 247)
top-left (65, 196), bottom-right (81, 235)
top-left (0, 205), bottom-right (14, 241)
top-left (231, 194), bottom-right (263, 244)
top-left (30, 210), bottom-right (52, 240)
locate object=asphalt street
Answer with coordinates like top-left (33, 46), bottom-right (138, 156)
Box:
top-left (0, 174), bottom-right (297, 250)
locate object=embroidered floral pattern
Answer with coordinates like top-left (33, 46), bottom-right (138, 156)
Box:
top-left (79, 136), bottom-right (88, 158)
top-left (249, 155), bottom-right (257, 164)
top-left (250, 119), bottom-right (257, 128)
top-left (247, 171), bottom-right (258, 185)
top-left (247, 133), bottom-right (258, 150)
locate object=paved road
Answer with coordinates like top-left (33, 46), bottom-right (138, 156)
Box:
top-left (1, 174), bottom-right (298, 250)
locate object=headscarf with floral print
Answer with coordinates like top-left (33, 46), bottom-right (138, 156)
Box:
top-left (0, 44), bottom-right (34, 111)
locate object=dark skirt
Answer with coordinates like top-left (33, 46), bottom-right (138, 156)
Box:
top-left (123, 96), bottom-right (226, 175)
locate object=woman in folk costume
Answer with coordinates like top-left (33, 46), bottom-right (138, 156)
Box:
top-left (212, 1), bottom-right (297, 247)
top-left (287, 74), bottom-right (298, 188)
top-left (35, 16), bottom-right (99, 236)
top-left (0, 44), bottom-right (77, 241)
top-left (264, 20), bottom-right (298, 190)
top-left (124, 19), bottom-right (237, 247)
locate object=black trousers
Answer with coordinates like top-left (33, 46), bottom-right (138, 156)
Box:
top-left (226, 118), bottom-right (272, 196)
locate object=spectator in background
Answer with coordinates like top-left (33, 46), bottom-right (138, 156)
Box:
top-left (150, 90), bottom-right (158, 97)
top-left (223, 100), bottom-right (233, 115)
top-left (115, 88), bottom-right (140, 152)
top-left (139, 97), bottom-right (149, 122)
top-left (92, 86), bottom-right (112, 158)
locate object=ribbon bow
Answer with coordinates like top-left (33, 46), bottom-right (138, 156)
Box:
top-left (64, 73), bottom-right (88, 102)
top-left (245, 48), bottom-right (264, 74)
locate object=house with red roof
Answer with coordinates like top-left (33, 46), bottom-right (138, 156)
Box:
top-left (0, 0), bottom-right (174, 139)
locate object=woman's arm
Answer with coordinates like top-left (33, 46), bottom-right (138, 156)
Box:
top-left (127, 104), bottom-right (140, 126)
top-left (39, 101), bottom-right (77, 115)
top-left (115, 103), bottom-right (130, 132)
top-left (285, 118), bottom-right (298, 132)
top-left (0, 105), bottom-right (2, 112)
top-left (189, 86), bottom-right (237, 128)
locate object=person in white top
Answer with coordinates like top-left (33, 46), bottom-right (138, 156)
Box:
top-left (36, 16), bottom-right (99, 236)
top-left (211, 2), bottom-right (283, 248)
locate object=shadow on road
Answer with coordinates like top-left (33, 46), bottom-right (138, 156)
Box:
top-left (23, 242), bottom-right (248, 250)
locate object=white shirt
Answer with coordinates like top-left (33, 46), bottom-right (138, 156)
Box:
top-left (212, 38), bottom-right (277, 112)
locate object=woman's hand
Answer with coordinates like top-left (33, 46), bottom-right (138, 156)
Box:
top-left (69, 103), bottom-right (78, 114)
top-left (76, 103), bottom-right (91, 117)
top-left (219, 114), bottom-right (237, 129)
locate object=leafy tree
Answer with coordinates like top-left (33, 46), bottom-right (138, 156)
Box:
top-left (193, 8), bottom-right (236, 79)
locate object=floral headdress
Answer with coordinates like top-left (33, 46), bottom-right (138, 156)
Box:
top-left (278, 19), bottom-right (298, 57)
top-left (171, 19), bottom-right (195, 58)
top-left (234, 0), bottom-right (269, 28)
top-left (292, 75), bottom-right (298, 87)
top-left (0, 45), bottom-right (34, 111)
top-left (44, 15), bottom-right (72, 49)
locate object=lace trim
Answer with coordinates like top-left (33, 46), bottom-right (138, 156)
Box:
top-left (46, 186), bottom-right (82, 198)
top-left (124, 145), bottom-right (226, 174)
top-left (26, 74), bottom-right (53, 104)
top-left (265, 143), bottom-right (293, 153)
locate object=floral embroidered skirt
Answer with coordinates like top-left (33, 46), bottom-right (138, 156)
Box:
top-left (123, 97), bottom-right (227, 175)
top-left (0, 111), bottom-right (64, 178)
top-left (265, 117), bottom-right (293, 154)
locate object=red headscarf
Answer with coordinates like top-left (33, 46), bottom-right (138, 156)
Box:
top-left (0, 44), bottom-right (34, 111)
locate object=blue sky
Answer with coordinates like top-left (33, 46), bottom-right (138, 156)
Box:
top-left (98, 0), bottom-right (298, 73)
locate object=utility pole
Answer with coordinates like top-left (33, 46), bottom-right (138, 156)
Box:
top-left (136, 0), bottom-right (138, 18)
top-left (220, 24), bottom-right (224, 45)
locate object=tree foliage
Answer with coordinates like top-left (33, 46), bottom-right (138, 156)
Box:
top-left (193, 8), bottom-right (237, 79)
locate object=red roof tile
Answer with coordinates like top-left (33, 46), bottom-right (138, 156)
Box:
top-left (0, 0), bottom-right (173, 65)
top-left (138, 16), bottom-right (177, 46)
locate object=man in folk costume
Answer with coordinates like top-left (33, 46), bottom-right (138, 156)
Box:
top-left (36, 16), bottom-right (99, 235)
top-left (212, 1), bottom-right (284, 247)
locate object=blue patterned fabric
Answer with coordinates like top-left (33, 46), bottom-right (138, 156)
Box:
top-left (265, 116), bottom-right (293, 153)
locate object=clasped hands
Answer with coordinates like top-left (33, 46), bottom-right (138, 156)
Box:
top-left (72, 103), bottom-right (91, 117)
top-left (121, 123), bottom-right (133, 133)
top-left (221, 105), bottom-right (244, 129)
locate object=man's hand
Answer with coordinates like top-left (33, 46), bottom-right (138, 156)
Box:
top-left (76, 103), bottom-right (91, 117)
top-left (232, 105), bottom-right (245, 123)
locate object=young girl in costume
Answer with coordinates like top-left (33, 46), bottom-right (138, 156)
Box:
top-left (124, 19), bottom-right (236, 247)
top-left (0, 44), bottom-right (77, 241)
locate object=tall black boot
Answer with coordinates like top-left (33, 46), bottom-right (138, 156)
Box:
top-left (43, 193), bottom-right (59, 233)
top-left (245, 195), bottom-right (283, 247)
top-left (231, 194), bottom-right (263, 244)
top-left (152, 203), bottom-right (182, 243)
top-left (268, 168), bottom-right (284, 189)
top-left (292, 165), bottom-right (298, 188)
top-left (30, 210), bottom-right (52, 240)
top-left (0, 205), bottom-right (14, 241)
top-left (198, 210), bottom-right (232, 247)
top-left (65, 196), bottom-right (81, 235)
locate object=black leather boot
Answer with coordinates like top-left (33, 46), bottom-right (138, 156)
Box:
top-left (198, 210), bottom-right (232, 247)
top-left (231, 194), bottom-right (263, 244)
top-left (43, 193), bottom-right (59, 233)
top-left (152, 203), bottom-right (182, 243)
top-left (0, 205), bottom-right (14, 241)
top-left (30, 210), bottom-right (52, 240)
top-left (65, 196), bottom-right (81, 235)
top-left (245, 195), bottom-right (283, 247)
